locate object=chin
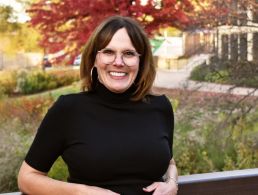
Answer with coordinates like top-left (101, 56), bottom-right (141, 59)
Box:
top-left (107, 82), bottom-right (131, 93)
top-left (109, 85), bottom-right (130, 93)
top-left (110, 87), bottom-right (128, 93)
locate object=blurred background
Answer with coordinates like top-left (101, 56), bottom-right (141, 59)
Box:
top-left (0, 0), bottom-right (257, 193)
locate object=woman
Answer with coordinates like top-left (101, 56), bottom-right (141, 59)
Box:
top-left (18, 15), bottom-right (178, 195)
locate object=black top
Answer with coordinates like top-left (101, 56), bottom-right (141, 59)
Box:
top-left (25, 82), bottom-right (174, 195)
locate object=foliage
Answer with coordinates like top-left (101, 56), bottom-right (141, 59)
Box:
top-left (0, 122), bottom-right (34, 193)
top-left (0, 95), bottom-right (53, 126)
top-left (48, 157), bottom-right (68, 181)
top-left (26, 0), bottom-right (196, 63)
top-left (1, 86), bottom-right (258, 192)
top-left (189, 58), bottom-right (258, 88)
top-left (0, 84), bottom-right (79, 193)
top-left (154, 87), bottom-right (258, 175)
top-left (189, 64), bottom-right (210, 81)
top-left (204, 70), bottom-right (229, 83)
top-left (16, 69), bottom-right (80, 94)
top-left (0, 69), bottom-right (80, 96)
top-left (26, 0), bottom-right (244, 63)
top-left (0, 3), bottom-right (41, 54)
top-left (0, 71), bottom-right (17, 98)
top-left (0, 24), bottom-right (42, 54)
top-left (0, 94), bottom-right (53, 192)
top-left (171, 90), bottom-right (258, 175)
top-left (0, 6), bottom-right (19, 32)
top-left (190, 0), bottom-right (258, 28)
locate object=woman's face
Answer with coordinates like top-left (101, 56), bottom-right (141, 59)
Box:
top-left (95, 28), bottom-right (140, 93)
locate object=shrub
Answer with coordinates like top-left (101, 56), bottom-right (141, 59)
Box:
top-left (0, 95), bottom-right (54, 126)
top-left (204, 70), bottom-right (229, 83)
top-left (16, 69), bottom-right (80, 95)
top-left (0, 71), bottom-right (17, 96)
top-left (46, 69), bottom-right (80, 87)
top-left (0, 93), bottom-right (56, 193)
top-left (173, 92), bottom-right (258, 175)
top-left (0, 119), bottom-right (34, 193)
top-left (190, 58), bottom-right (258, 88)
top-left (0, 69), bottom-right (80, 96)
top-left (190, 64), bottom-right (210, 81)
top-left (17, 70), bottom-right (55, 94)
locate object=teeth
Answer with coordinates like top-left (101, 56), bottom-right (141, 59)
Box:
top-left (110, 72), bottom-right (126, 76)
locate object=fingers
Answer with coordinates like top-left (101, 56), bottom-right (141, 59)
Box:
top-left (143, 182), bottom-right (159, 192)
top-left (144, 182), bottom-right (178, 195)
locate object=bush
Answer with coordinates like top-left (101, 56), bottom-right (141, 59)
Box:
top-left (204, 70), bottom-right (229, 83)
top-left (0, 118), bottom-right (35, 192)
top-left (50, 70), bottom-right (80, 87)
top-left (17, 70), bottom-right (56, 94)
top-left (190, 57), bottom-right (258, 88)
top-left (13, 70), bottom-right (79, 94)
top-left (0, 71), bottom-right (18, 97)
top-left (173, 93), bottom-right (258, 175)
top-left (0, 69), bottom-right (80, 96)
top-left (189, 64), bottom-right (210, 81)
top-left (0, 93), bottom-right (56, 193)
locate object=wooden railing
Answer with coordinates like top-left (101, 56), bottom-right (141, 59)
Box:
top-left (178, 168), bottom-right (258, 195)
top-left (2, 168), bottom-right (258, 195)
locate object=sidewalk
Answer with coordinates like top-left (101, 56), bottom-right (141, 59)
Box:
top-left (153, 54), bottom-right (258, 97)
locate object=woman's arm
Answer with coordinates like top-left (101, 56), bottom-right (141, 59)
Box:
top-left (164, 158), bottom-right (178, 187)
top-left (18, 161), bottom-right (120, 195)
top-left (143, 158), bottom-right (178, 195)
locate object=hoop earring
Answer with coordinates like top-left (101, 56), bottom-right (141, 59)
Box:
top-left (90, 66), bottom-right (96, 82)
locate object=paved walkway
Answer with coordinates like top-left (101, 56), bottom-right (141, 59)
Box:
top-left (153, 54), bottom-right (258, 96)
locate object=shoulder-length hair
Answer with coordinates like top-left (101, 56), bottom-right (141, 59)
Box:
top-left (80, 15), bottom-right (156, 101)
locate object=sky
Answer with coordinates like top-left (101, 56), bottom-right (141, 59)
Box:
top-left (0, 0), bottom-right (30, 22)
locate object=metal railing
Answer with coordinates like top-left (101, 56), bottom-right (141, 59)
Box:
top-left (2, 168), bottom-right (258, 195)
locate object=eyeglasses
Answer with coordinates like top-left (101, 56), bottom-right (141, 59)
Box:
top-left (97, 48), bottom-right (141, 67)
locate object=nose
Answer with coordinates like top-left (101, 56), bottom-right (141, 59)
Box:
top-left (113, 53), bottom-right (125, 66)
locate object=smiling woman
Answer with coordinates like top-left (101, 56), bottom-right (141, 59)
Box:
top-left (94, 28), bottom-right (140, 93)
top-left (17, 15), bottom-right (178, 195)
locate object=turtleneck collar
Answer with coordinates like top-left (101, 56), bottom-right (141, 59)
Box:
top-left (95, 80), bottom-right (136, 103)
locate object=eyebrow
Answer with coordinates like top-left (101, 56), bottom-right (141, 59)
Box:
top-left (103, 47), bottom-right (137, 52)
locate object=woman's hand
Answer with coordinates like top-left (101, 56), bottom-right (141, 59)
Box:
top-left (77, 185), bottom-right (120, 195)
top-left (143, 180), bottom-right (178, 195)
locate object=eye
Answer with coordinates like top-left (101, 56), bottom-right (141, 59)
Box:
top-left (101, 49), bottom-right (115, 56)
top-left (123, 50), bottom-right (137, 58)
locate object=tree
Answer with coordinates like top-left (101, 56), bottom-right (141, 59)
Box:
top-left (0, 3), bottom-right (41, 54)
top-left (27, 0), bottom-right (195, 63)
top-left (0, 5), bottom-right (20, 33)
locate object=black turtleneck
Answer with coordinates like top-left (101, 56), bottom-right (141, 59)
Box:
top-left (25, 82), bottom-right (174, 195)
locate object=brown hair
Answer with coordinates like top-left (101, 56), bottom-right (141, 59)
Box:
top-left (80, 15), bottom-right (156, 101)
